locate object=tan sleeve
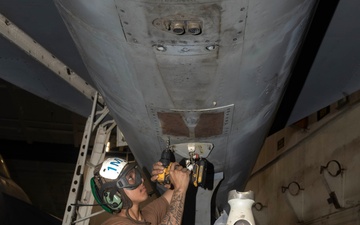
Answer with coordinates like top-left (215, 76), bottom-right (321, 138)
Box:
top-left (101, 215), bottom-right (137, 225)
top-left (142, 196), bottom-right (170, 225)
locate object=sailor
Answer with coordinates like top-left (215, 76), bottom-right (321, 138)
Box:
top-left (91, 157), bottom-right (190, 225)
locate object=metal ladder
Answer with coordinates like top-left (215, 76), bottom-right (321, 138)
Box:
top-left (62, 92), bottom-right (118, 225)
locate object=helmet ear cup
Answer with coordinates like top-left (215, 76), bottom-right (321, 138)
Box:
top-left (90, 177), bottom-right (122, 213)
top-left (103, 191), bottom-right (123, 211)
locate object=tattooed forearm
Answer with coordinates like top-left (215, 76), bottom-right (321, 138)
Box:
top-left (161, 189), bottom-right (186, 225)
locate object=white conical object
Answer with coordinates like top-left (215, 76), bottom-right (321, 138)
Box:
top-left (226, 190), bottom-right (255, 225)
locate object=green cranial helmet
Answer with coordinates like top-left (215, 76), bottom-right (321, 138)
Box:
top-left (91, 157), bottom-right (143, 213)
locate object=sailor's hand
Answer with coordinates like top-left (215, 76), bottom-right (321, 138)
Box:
top-left (151, 161), bottom-right (172, 189)
top-left (169, 162), bottom-right (191, 192)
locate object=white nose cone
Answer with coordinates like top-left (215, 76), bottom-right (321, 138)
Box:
top-left (226, 190), bottom-right (255, 225)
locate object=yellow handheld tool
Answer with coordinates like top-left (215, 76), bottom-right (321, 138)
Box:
top-left (157, 148), bottom-right (175, 185)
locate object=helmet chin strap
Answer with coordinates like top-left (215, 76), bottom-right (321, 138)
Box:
top-left (126, 208), bottom-right (140, 221)
top-left (118, 188), bottom-right (133, 209)
top-left (125, 209), bottom-right (151, 225)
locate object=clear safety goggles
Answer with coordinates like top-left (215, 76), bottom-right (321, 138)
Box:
top-left (116, 163), bottom-right (143, 190)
